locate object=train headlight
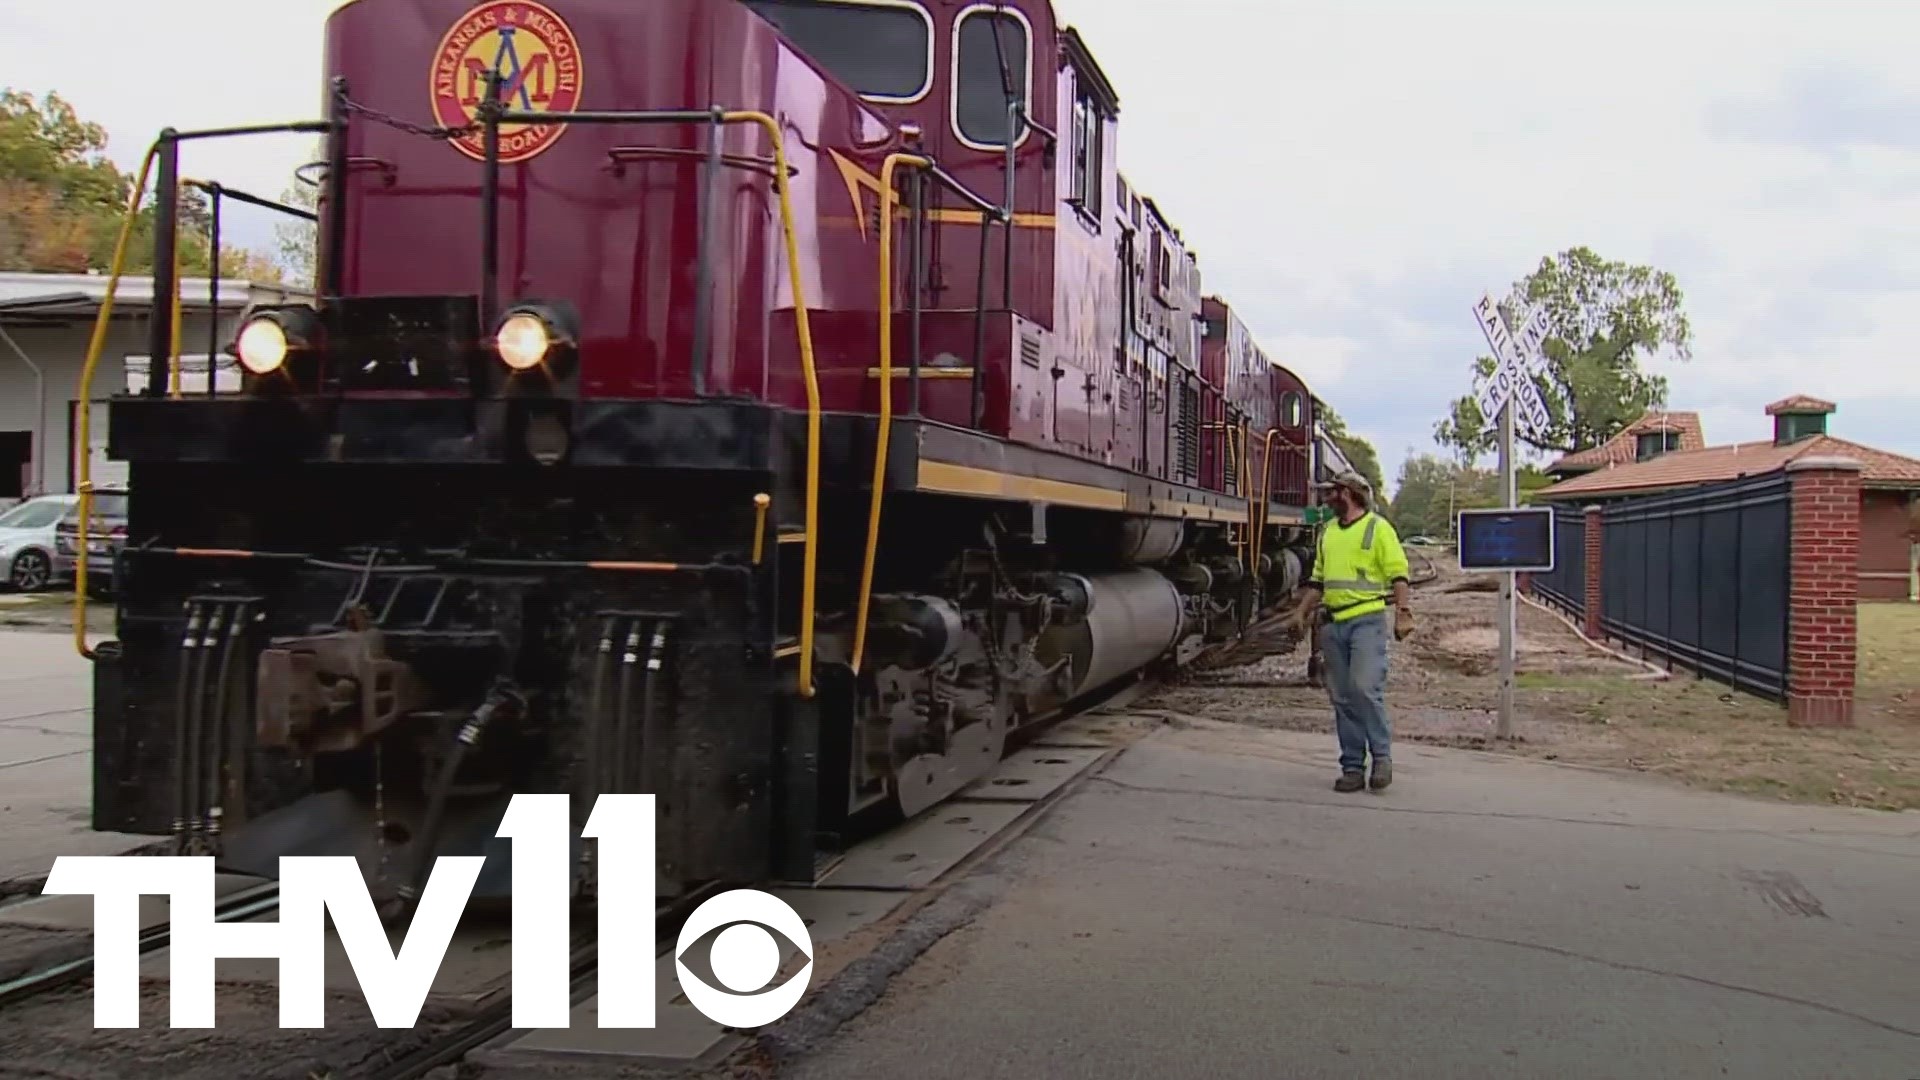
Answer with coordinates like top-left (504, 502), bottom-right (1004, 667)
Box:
top-left (496, 312), bottom-right (551, 371)
top-left (492, 301), bottom-right (579, 377)
top-left (236, 318), bottom-right (288, 374)
top-left (232, 306), bottom-right (321, 378)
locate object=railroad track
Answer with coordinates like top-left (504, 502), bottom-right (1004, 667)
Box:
top-left (0, 879), bottom-right (282, 1012)
top-left (356, 880), bottom-right (725, 1080)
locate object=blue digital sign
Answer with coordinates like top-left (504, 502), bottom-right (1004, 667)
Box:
top-left (1456, 507), bottom-right (1555, 572)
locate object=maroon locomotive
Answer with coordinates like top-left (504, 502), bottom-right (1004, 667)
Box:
top-left (79, 0), bottom-right (1331, 900)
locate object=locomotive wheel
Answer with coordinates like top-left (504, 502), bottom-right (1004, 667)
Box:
top-left (890, 688), bottom-right (1010, 820)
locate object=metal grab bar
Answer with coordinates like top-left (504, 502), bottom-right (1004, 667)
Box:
top-left (181, 178), bottom-right (318, 400)
top-left (850, 152), bottom-right (930, 676)
top-left (72, 142), bottom-right (159, 659)
top-left (1250, 426), bottom-right (1280, 583)
top-left (848, 152), bottom-right (1010, 676)
top-left (721, 109), bottom-right (824, 698)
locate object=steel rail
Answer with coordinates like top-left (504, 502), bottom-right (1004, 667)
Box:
top-left (0, 881), bottom-right (281, 1011)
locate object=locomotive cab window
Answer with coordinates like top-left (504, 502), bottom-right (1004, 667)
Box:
top-left (1281, 390), bottom-right (1304, 429)
top-left (744, 0), bottom-right (933, 102)
top-left (1069, 91), bottom-right (1102, 220)
top-left (952, 5), bottom-right (1031, 148)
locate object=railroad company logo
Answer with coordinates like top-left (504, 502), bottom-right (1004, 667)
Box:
top-left (42, 794), bottom-right (813, 1030)
top-left (430, 0), bottom-right (583, 164)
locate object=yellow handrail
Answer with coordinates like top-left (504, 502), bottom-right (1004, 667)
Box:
top-left (722, 111), bottom-right (821, 697)
top-left (1229, 422), bottom-right (1251, 571)
top-left (73, 142), bottom-right (161, 659)
top-left (1250, 426), bottom-right (1280, 584)
top-left (850, 152), bottom-right (932, 677)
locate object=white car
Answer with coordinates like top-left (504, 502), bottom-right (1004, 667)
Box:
top-left (0, 494), bottom-right (79, 592)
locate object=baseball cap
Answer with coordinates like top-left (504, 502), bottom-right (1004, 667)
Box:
top-left (1315, 469), bottom-right (1372, 495)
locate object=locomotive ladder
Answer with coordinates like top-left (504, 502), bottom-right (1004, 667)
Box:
top-left (851, 152), bottom-right (1011, 676)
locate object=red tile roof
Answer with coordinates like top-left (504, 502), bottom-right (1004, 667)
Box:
top-left (1536, 434), bottom-right (1920, 499)
top-left (1765, 395), bottom-right (1837, 415)
top-left (1546, 411), bottom-right (1706, 474)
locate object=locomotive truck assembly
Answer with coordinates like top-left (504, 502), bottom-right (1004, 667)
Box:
top-left (72, 0), bottom-right (1345, 906)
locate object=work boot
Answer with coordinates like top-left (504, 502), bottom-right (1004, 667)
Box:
top-left (1369, 761), bottom-right (1393, 791)
top-left (1334, 771), bottom-right (1365, 793)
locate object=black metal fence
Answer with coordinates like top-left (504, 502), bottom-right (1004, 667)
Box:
top-left (1530, 505), bottom-right (1587, 619)
top-left (1599, 473), bottom-right (1791, 702)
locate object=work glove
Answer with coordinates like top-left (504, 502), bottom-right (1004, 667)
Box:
top-left (1393, 606), bottom-right (1414, 641)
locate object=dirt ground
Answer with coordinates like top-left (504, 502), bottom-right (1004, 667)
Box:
top-left (1146, 556), bottom-right (1920, 813)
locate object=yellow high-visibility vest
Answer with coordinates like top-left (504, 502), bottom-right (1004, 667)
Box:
top-left (1310, 511), bottom-right (1410, 622)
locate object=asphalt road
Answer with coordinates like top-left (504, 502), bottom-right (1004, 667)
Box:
top-left (0, 627), bottom-right (148, 885)
top-left (778, 718), bottom-right (1920, 1080)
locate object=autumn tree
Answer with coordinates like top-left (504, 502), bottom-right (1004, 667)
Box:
top-left (0, 88), bottom-right (282, 282)
top-left (1433, 247), bottom-right (1692, 462)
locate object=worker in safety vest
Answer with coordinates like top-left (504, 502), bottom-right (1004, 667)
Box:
top-left (1286, 469), bottom-right (1413, 792)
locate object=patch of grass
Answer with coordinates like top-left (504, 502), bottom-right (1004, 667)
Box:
top-left (1858, 603), bottom-right (1920, 692)
top-left (1506, 671), bottom-right (1920, 810)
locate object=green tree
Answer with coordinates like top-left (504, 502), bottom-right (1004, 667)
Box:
top-left (1434, 247), bottom-right (1692, 461)
top-left (1388, 454), bottom-right (1559, 536)
top-left (273, 139), bottom-right (322, 288)
top-left (1388, 453), bottom-right (1496, 537)
top-left (1317, 404), bottom-right (1384, 498)
top-left (0, 87), bottom-right (281, 282)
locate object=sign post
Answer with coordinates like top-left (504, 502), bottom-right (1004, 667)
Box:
top-left (1467, 293), bottom-right (1553, 740)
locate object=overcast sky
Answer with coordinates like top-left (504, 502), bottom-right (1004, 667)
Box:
top-left (9, 0), bottom-right (1919, 491)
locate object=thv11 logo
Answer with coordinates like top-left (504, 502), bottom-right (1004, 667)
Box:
top-left (41, 794), bottom-right (812, 1030)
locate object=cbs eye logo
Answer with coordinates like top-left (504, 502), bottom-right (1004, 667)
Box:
top-left (674, 889), bottom-right (814, 1027)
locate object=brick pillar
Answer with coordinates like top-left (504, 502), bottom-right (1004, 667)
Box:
top-left (1786, 457), bottom-right (1862, 727)
top-left (1581, 504), bottom-right (1604, 639)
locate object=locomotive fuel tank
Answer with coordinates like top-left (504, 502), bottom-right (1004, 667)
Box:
top-left (1030, 569), bottom-right (1187, 708)
top-left (1266, 548), bottom-right (1305, 597)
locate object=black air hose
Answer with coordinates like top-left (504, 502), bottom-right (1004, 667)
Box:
top-left (581, 617), bottom-right (617, 825)
top-left (171, 606), bottom-right (204, 853)
top-left (205, 604), bottom-right (244, 852)
top-left (637, 623), bottom-right (671, 796)
top-left (392, 683), bottom-right (523, 919)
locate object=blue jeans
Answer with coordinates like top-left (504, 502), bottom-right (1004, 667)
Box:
top-left (1318, 610), bottom-right (1390, 773)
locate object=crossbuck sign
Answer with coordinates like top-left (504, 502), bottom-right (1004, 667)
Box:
top-left (1471, 293), bottom-right (1551, 437)
top-left (42, 794), bottom-right (814, 1031)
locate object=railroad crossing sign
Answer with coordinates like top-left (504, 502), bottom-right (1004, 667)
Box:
top-left (1471, 293), bottom-right (1551, 437)
top-left (1465, 289), bottom-right (1555, 745)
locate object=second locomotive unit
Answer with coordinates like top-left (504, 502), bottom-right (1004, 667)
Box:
top-left (79, 0), bottom-right (1332, 902)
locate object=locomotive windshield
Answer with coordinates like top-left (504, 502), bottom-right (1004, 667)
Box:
top-left (954, 8), bottom-right (1029, 146)
top-left (743, 0), bottom-right (932, 101)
